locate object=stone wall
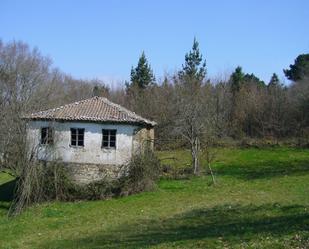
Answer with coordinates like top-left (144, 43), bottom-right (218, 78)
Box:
top-left (65, 163), bottom-right (124, 185)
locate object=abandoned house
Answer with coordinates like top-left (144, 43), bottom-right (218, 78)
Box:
top-left (23, 96), bottom-right (156, 184)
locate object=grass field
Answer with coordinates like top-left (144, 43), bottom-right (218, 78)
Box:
top-left (0, 147), bottom-right (308, 248)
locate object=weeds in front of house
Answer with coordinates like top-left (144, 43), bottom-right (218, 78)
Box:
top-left (8, 149), bottom-right (161, 216)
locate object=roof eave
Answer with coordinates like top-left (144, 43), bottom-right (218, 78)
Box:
top-left (23, 117), bottom-right (157, 127)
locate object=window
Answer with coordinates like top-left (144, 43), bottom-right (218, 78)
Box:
top-left (41, 127), bottom-right (53, 145)
top-left (102, 129), bottom-right (116, 148)
top-left (71, 128), bottom-right (85, 147)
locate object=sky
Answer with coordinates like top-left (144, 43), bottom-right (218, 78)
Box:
top-left (1, 0), bottom-right (309, 86)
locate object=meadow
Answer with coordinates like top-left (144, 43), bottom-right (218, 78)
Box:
top-left (0, 147), bottom-right (308, 248)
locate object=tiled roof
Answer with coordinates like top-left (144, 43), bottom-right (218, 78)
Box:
top-left (23, 97), bottom-right (156, 126)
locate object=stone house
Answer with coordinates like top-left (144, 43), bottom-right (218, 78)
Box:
top-left (24, 96), bottom-right (156, 184)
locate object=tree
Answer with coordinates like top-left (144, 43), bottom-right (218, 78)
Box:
top-left (175, 38), bottom-right (207, 175)
top-left (129, 51), bottom-right (155, 90)
top-left (0, 40), bottom-right (52, 174)
top-left (213, 81), bottom-right (231, 138)
top-left (230, 67), bottom-right (265, 91)
top-left (178, 37), bottom-right (206, 81)
top-left (265, 76), bottom-right (288, 140)
top-left (288, 79), bottom-right (309, 145)
top-left (268, 73), bottom-right (280, 86)
top-left (92, 81), bottom-right (110, 97)
top-left (125, 52), bottom-right (156, 118)
top-left (228, 66), bottom-right (245, 137)
top-left (244, 73), bottom-right (265, 87)
top-left (0, 40), bottom-right (95, 175)
top-left (284, 54), bottom-right (309, 81)
top-left (230, 66), bottom-right (245, 93)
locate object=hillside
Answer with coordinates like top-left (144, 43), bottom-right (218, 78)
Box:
top-left (0, 147), bottom-right (308, 248)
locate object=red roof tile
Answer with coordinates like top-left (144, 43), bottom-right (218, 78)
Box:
top-left (24, 97), bottom-right (156, 126)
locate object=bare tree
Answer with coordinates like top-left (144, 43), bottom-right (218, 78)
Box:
top-left (0, 40), bottom-right (95, 174)
top-left (0, 40), bottom-right (52, 174)
top-left (264, 80), bottom-right (289, 141)
top-left (174, 77), bottom-right (204, 174)
top-left (288, 78), bottom-right (309, 145)
top-left (174, 38), bottom-right (207, 175)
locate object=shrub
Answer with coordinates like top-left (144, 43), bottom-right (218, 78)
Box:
top-left (9, 161), bottom-right (75, 215)
top-left (9, 149), bottom-right (161, 215)
top-left (42, 161), bottom-right (76, 201)
top-left (121, 148), bottom-right (161, 195)
top-left (76, 179), bottom-right (122, 200)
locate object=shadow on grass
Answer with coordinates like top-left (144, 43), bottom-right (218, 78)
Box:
top-left (41, 204), bottom-right (309, 248)
top-left (215, 158), bottom-right (309, 180)
top-left (0, 178), bottom-right (17, 207)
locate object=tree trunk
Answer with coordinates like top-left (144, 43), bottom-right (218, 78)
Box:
top-left (191, 137), bottom-right (200, 175)
top-left (208, 161), bottom-right (216, 185)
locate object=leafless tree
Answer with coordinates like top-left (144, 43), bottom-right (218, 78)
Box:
top-left (0, 40), bottom-right (96, 174)
top-left (0, 40), bottom-right (53, 174)
top-left (288, 78), bottom-right (309, 145)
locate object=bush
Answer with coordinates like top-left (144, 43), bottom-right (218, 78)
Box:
top-left (42, 162), bottom-right (76, 201)
top-left (9, 149), bottom-right (161, 216)
top-left (121, 148), bottom-right (161, 195)
top-left (9, 161), bottom-right (75, 215)
top-left (75, 179), bottom-right (122, 200)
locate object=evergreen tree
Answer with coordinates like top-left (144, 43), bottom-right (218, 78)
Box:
top-left (284, 54), bottom-right (309, 81)
top-left (268, 73), bottom-right (280, 87)
top-left (230, 67), bottom-right (265, 91)
top-left (178, 37), bottom-right (206, 82)
top-left (230, 66), bottom-right (245, 93)
top-left (244, 73), bottom-right (265, 87)
top-left (129, 51), bottom-right (155, 89)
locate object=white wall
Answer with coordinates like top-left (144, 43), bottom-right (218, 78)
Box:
top-left (27, 121), bottom-right (139, 165)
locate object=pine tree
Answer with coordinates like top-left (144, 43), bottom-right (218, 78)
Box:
top-left (244, 73), bottom-right (265, 87)
top-left (284, 54), bottom-right (309, 81)
top-left (268, 73), bottom-right (280, 87)
top-left (230, 66), bottom-right (245, 93)
top-left (178, 37), bottom-right (206, 82)
top-left (129, 51), bottom-right (155, 89)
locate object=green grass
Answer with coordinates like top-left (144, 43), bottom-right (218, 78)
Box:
top-left (0, 147), bottom-right (308, 248)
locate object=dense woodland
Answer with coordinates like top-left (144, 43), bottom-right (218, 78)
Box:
top-left (0, 39), bottom-right (308, 175)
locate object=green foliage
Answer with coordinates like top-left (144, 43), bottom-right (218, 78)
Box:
top-left (268, 73), bottom-right (280, 86)
top-left (230, 67), bottom-right (265, 92)
top-left (178, 37), bottom-right (206, 82)
top-left (129, 51), bottom-right (155, 89)
top-left (230, 66), bottom-right (245, 92)
top-left (284, 54), bottom-right (309, 81)
top-left (243, 73), bottom-right (265, 87)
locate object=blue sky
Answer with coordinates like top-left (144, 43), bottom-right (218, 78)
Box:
top-left (1, 0), bottom-right (309, 86)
